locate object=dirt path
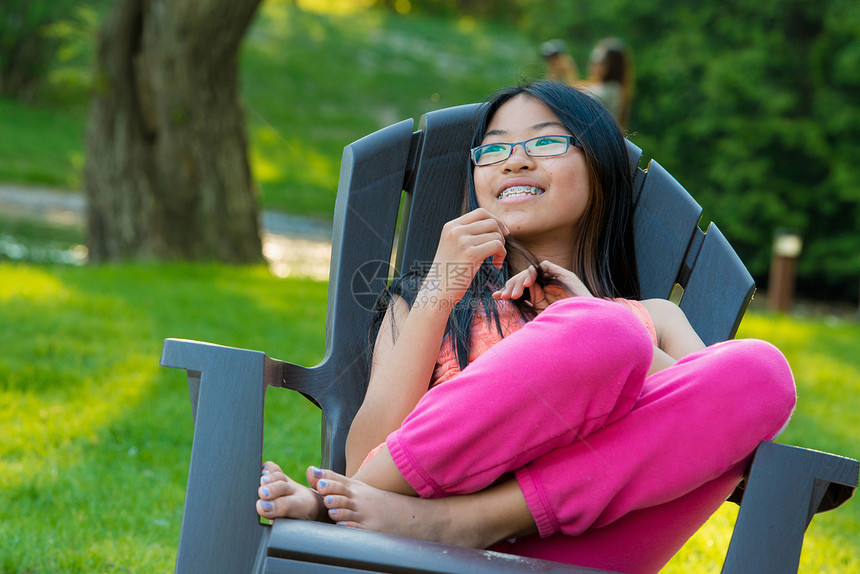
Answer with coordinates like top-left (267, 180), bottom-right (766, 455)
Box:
top-left (0, 185), bottom-right (332, 280)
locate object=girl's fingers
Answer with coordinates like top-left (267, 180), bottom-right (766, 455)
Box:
top-left (493, 266), bottom-right (536, 300)
top-left (261, 471), bottom-right (288, 486)
top-left (538, 260), bottom-right (593, 297)
top-left (445, 231), bottom-right (507, 273)
top-left (458, 207), bottom-right (510, 235)
top-left (445, 209), bottom-right (508, 241)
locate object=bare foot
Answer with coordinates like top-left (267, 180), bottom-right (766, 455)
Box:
top-left (309, 468), bottom-right (496, 548)
top-left (256, 461), bottom-right (328, 522)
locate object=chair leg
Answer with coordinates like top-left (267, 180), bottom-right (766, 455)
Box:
top-left (721, 441), bottom-right (859, 574)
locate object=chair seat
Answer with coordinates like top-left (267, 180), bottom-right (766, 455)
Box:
top-left (264, 519), bottom-right (619, 574)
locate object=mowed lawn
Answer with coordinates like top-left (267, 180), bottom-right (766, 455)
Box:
top-left (0, 262), bottom-right (857, 572)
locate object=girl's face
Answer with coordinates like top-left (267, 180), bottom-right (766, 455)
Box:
top-left (473, 94), bottom-right (590, 257)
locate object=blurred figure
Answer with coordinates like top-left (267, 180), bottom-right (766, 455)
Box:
top-left (540, 39), bottom-right (579, 87)
top-left (585, 38), bottom-right (634, 130)
top-left (541, 37), bottom-right (635, 130)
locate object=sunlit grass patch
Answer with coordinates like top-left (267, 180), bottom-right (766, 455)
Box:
top-left (663, 503), bottom-right (738, 573)
top-left (0, 262), bottom-right (326, 572)
top-left (665, 310), bottom-right (860, 572)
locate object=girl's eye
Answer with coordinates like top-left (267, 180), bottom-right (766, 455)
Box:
top-left (482, 144), bottom-right (507, 153)
top-left (534, 137), bottom-right (560, 147)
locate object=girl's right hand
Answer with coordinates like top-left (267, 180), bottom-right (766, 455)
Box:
top-left (493, 260), bottom-right (592, 311)
top-left (420, 208), bottom-right (509, 310)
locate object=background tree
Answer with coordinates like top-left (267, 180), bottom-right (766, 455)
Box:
top-left (85, 0), bottom-right (263, 263)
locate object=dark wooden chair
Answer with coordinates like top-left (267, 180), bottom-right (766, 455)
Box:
top-left (161, 104), bottom-right (858, 573)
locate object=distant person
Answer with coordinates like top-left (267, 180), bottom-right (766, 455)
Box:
top-left (540, 39), bottom-right (579, 87)
top-left (541, 37), bottom-right (635, 130)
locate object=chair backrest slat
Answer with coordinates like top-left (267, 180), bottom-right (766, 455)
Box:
top-left (680, 222), bottom-right (755, 345)
top-left (397, 104), bottom-right (482, 274)
top-left (317, 118), bottom-right (416, 471)
top-left (633, 159), bottom-right (703, 299)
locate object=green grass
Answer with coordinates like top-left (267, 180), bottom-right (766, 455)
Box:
top-left (663, 310), bottom-right (860, 573)
top-left (0, 99), bottom-right (87, 189)
top-left (0, 0), bottom-right (542, 218)
top-left (0, 262), bottom-right (327, 572)
top-left (1, 261), bottom-right (858, 572)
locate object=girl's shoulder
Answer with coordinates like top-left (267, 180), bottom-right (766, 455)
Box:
top-left (638, 298), bottom-right (687, 325)
top-left (614, 298), bottom-right (658, 346)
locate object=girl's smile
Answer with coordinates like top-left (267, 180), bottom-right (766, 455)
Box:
top-left (498, 186), bottom-right (544, 200)
top-left (497, 179), bottom-right (545, 201)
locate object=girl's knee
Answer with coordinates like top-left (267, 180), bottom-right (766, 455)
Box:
top-left (540, 297), bottom-right (653, 364)
top-left (709, 339), bottom-right (797, 432)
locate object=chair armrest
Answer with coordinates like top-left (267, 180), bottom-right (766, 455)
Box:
top-left (161, 338), bottom-right (281, 574)
top-left (722, 441), bottom-right (859, 574)
top-left (265, 519), bottom-right (620, 573)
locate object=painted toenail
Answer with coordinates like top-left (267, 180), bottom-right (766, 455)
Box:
top-left (260, 487), bottom-right (270, 497)
top-left (318, 479), bottom-right (327, 489)
top-left (325, 495), bottom-right (334, 505)
top-left (261, 476), bottom-right (270, 484)
top-left (328, 508), bottom-right (338, 517)
top-left (260, 501), bottom-right (274, 512)
top-left (311, 466), bottom-right (324, 478)
top-left (261, 470), bottom-right (270, 476)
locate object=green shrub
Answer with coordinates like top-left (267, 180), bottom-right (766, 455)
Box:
top-left (517, 0), bottom-right (860, 300)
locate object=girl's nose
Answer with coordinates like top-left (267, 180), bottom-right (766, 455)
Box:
top-left (503, 143), bottom-right (535, 171)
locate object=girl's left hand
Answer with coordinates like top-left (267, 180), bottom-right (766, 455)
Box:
top-left (493, 260), bottom-right (592, 311)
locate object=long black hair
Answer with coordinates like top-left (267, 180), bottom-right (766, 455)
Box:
top-left (372, 80), bottom-right (639, 371)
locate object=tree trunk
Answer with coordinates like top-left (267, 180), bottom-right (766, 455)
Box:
top-left (84, 0), bottom-right (263, 263)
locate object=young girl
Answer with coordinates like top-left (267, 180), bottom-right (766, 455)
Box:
top-left (255, 81), bottom-right (796, 574)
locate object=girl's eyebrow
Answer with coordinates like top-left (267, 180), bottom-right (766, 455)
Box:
top-left (484, 121), bottom-right (567, 138)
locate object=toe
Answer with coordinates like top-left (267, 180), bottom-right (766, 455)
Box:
top-left (256, 499), bottom-right (276, 518)
top-left (316, 478), bottom-right (352, 497)
top-left (322, 494), bottom-right (355, 511)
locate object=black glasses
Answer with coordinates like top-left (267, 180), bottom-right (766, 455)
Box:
top-left (470, 135), bottom-right (578, 166)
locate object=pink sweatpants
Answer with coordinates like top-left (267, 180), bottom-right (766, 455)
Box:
top-left (385, 297), bottom-right (796, 573)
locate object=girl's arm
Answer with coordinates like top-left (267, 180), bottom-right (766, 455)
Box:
top-left (345, 293), bottom-right (451, 475)
top-left (641, 298), bottom-right (706, 366)
top-left (345, 209), bottom-right (509, 475)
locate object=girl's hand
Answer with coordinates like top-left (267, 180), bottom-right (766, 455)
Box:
top-left (420, 208), bottom-right (509, 310)
top-left (493, 260), bottom-right (592, 311)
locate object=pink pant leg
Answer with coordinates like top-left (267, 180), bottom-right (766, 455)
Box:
top-left (514, 338), bottom-right (796, 541)
top-left (495, 462), bottom-right (747, 574)
top-left (386, 297), bottom-right (653, 498)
